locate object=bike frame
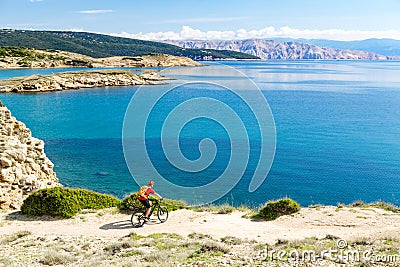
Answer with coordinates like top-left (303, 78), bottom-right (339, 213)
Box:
top-left (146, 199), bottom-right (160, 218)
top-left (131, 198), bottom-right (168, 227)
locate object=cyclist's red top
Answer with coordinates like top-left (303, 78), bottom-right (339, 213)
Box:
top-left (139, 187), bottom-right (155, 200)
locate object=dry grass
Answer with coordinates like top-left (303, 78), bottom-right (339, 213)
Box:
top-left (0, 231), bottom-right (398, 266)
top-left (190, 203), bottom-right (251, 214)
top-left (0, 230), bottom-right (31, 244)
top-left (39, 250), bottom-right (75, 266)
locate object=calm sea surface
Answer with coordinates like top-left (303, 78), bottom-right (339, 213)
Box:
top-left (1, 61), bottom-right (399, 207)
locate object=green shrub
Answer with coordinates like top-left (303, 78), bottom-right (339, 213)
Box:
top-left (21, 187), bottom-right (80, 218)
top-left (350, 200), bottom-right (366, 207)
top-left (0, 46), bottom-right (32, 58)
top-left (21, 187), bottom-right (121, 218)
top-left (258, 198), bottom-right (301, 220)
top-left (35, 53), bottom-right (46, 59)
top-left (120, 193), bottom-right (143, 211)
top-left (120, 192), bottom-right (187, 211)
top-left (73, 189), bottom-right (121, 210)
top-left (161, 198), bottom-right (187, 211)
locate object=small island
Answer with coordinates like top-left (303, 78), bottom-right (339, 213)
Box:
top-left (0, 70), bottom-right (171, 93)
top-left (0, 47), bottom-right (203, 93)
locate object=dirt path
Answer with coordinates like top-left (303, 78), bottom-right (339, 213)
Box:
top-left (1, 206), bottom-right (399, 243)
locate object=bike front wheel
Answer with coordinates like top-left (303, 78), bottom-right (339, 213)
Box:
top-left (131, 210), bottom-right (146, 227)
top-left (157, 206), bottom-right (169, 223)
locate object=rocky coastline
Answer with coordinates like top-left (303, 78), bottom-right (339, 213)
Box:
top-left (0, 70), bottom-right (171, 93)
top-left (0, 103), bottom-right (60, 209)
top-left (0, 47), bottom-right (202, 69)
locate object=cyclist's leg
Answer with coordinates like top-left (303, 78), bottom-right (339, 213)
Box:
top-left (140, 199), bottom-right (151, 218)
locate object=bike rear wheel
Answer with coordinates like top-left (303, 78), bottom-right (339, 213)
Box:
top-left (131, 210), bottom-right (146, 227)
top-left (157, 206), bottom-right (168, 223)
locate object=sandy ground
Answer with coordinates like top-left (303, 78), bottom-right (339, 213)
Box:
top-left (1, 206), bottom-right (399, 243)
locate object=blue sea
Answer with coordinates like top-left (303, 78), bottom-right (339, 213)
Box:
top-left (1, 61), bottom-right (399, 207)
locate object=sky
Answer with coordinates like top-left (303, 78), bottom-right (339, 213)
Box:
top-left (1, 0), bottom-right (400, 41)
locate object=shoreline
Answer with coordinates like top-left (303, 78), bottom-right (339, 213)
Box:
top-left (0, 69), bottom-right (172, 93)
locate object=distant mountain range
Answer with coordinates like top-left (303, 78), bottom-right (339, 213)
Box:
top-left (0, 29), bottom-right (257, 60)
top-left (273, 38), bottom-right (400, 57)
top-left (165, 39), bottom-right (400, 60)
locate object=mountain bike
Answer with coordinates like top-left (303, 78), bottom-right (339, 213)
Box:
top-left (131, 198), bottom-right (169, 227)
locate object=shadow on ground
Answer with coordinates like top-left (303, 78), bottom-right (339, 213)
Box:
top-left (100, 220), bottom-right (133, 230)
top-left (100, 218), bottom-right (163, 230)
top-left (5, 211), bottom-right (64, 222)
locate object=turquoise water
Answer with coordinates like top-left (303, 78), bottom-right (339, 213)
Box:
top-left (1, 61), bottom-right (400, 207)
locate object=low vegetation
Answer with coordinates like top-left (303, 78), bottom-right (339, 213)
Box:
top-left (1, 230), bottom-right (398, 266)
top-left (39, 251), bottom-right (74, 266)
top-left (120, 193), bottom-right (187, 212)
top-left (191, 203), bottom-right (240, 214)
top-left (5, 188), bottom-right (400, 265)
top-left (258, 198), bottom-right (301, 220)
top-left (19, 186), bottom-right (400, 226)
top-left (0, 46), bottom-right (74, 67)
top-left (21, 187), bottom-right (121, 218)
top-left (347, 200), bottom-right (400, 213)
top-left (0, 231), bottom-right (31, 245)
top-left (0, 46), bottom-right (34, 58)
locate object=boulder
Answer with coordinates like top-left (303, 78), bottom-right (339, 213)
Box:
top-left (24, 174), bottom-right (37, 185)
top-left (0, 157), bottom-right (12, 167)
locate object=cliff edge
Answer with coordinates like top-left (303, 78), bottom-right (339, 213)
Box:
top-left (0, 102), bottom-right (60, 209)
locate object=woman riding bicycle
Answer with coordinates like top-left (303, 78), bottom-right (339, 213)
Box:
top-left (138, 180), bottom-right (163, 220)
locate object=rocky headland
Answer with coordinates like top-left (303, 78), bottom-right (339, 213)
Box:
top-left (0, 103), bottom-right (60, 209)
top-left (0, 47), bottom-right (202, 69)
top-left (0, 70), bottom-right (171, 93)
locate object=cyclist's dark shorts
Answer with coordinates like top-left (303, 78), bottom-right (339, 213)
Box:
top-left (140, 199), bottom-right (150, 209)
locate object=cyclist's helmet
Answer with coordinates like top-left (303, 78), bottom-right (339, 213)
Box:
top-left (148, 180), bottom-right (154, 186)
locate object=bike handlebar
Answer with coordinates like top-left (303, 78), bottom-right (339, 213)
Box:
top-left (149, 197), bottom-right (163, 203)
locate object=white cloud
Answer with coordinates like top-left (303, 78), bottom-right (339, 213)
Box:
top-left (66, 28), bottom-right (85, 32)
top-left (111, 26), bottom-right (400, 41)
top-left (78, 9), bottom-right (113, 14)
top-left (28, 0), bottom-right (44, 2)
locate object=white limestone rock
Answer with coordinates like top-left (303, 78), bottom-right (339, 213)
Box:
top-left (0, 105), bottom-right (61, 210)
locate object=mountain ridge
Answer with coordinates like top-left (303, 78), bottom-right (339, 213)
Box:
top-left (272, 38), bottom-right (400, 57)
top-left (164, 39), bottom-right (400, 60)
top-left (0, 29), bottom-right (258, 60)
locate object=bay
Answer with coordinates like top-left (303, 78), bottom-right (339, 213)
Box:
top-left (1, 60), bottom-right (399, 207)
